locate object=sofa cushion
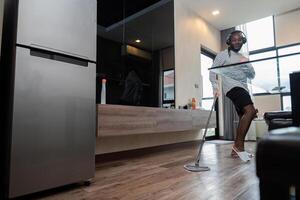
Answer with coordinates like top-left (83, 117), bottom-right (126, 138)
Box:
top-left (268, 118), bottom-right (293, 131)
top-left (256, 127), bottom-right (300, 184)
top-left (264, 111), bottom-right (292, 125)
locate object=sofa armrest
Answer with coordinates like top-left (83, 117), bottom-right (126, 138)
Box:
top-left (264, 111), bottom-right (292, 125)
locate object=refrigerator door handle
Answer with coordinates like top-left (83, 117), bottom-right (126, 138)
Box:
top-left (30, 43), bottom-right (89, 61)
top-left (29, 47), bottom-right (89, 67)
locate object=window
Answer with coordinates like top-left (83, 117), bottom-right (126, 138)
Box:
top-left (278, 54), bottom-right (300, 92)
top-left (282, 95), bottom-right (292, 111)
top-left (201, 98), bottom-right (214, 111)
top-left (238, 16), bottom-right (277, 94)
top-left (246, 16), bottom-right (275, 51)
top-left (200, 51), bottom-right (215, 110)
top-left (278, 45), bottom-right (300, 92)
top-left (162, 69), bottom-right (175, 107)
top-left (239, 15), bottom-right (300, 111)
top-left (200, 49), bottom-right (218, 138)
top-left (201, 53), bottom-right (214, 99)
top-left (278, 45), bottom-right (300, 56)
top-left (249, 51), bottom-right (278, 94)
top-left (200, 98), bottom-right (216, 137)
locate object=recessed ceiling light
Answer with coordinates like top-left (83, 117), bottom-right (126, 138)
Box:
top-left (212, 10), bottom-right (220, 16)
top-left (135, 39), bottom-right (141, 43)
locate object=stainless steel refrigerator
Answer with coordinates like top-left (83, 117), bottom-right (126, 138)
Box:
top-left (9, 0), bottom-right (97, 198)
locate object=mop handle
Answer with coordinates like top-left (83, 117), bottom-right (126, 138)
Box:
top-left (202, 97), bottom-right (218, 140)
top-left (195, 97), bottom-right (218, 164)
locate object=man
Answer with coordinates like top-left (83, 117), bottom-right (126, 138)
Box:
top-left (209, 30), bottom-right (257, 161)
top-left (120, 69), bottom-right (143, 106)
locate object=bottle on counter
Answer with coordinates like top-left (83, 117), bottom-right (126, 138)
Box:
top-left (191, 98), bottom-right (196, 110)
top-left (101, 79), bottom-right (106, 104)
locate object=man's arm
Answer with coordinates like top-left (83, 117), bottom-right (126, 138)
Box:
top-left (242, 63), bottom-right (255, 79)
top-left (240, 56), bottom-right (255, 79)
top-left (209, 52), bottom-right (225, 96)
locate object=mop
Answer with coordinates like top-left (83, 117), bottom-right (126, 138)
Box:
top-left (184, 97), bottom-right (217, 172)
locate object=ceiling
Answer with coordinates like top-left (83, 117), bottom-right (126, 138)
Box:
top-left (98, 0), bottom-right (174, 51)
top-left (97, 0), bottom-right (300, 51)
top-left (98, 0), bottom-right (161, 27)
top-left (186, 0), bottom-right (300, 30)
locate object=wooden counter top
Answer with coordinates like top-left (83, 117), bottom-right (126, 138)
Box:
top-left (97, 104), bottom-right (216, 137)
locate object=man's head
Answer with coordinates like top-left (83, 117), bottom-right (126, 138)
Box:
top-left (226, 30), bottom-right (247, 52)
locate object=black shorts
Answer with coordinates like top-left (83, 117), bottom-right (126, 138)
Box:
top-left (226, 87), bottom-right (253, 115)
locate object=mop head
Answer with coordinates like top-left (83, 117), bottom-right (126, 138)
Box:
top-left (184, 163), bottom-right (210, 172)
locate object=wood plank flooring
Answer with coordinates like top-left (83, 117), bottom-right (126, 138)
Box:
top-left (28, 142), bottom-right (260, 200)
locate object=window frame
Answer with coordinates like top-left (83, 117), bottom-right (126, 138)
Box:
top-left (162, 69), bottom-right (175, 106)
top-left (245, 16), bottom-right (275, 52)
top-left (246, 16), bottom-right (300, 110)
top-left (201, 47), bottom-right (219, 140)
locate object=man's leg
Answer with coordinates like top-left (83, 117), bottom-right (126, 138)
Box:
top-left (234, 104), bottom-right (257, 151)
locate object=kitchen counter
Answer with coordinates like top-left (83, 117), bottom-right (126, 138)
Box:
top-left (97, 104), bottom-right (216, 137)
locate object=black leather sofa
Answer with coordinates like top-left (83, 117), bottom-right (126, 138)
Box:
top-left (264, 111), bottom-right (293, 131)
top-left (257, 72), bottom-right (300, 199)
top-left (256, 127), bottom-right (300, 200)
top-left (263, 71), bottom-right (300, 131)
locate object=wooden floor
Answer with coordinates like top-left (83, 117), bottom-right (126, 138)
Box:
top-left (30, 142), bottom-right (260, 200)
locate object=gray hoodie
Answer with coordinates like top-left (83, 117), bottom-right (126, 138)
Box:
top-left (209, 49), bottom-right (255, 95)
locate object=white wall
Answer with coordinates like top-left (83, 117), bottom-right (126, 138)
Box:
top-left (174, 0), bottom-right (221, 108)
top-left (275, 8), bottom-right (300, 46)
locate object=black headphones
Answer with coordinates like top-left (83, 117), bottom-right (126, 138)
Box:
top-left (226, 30), bottom-right (247, 45)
